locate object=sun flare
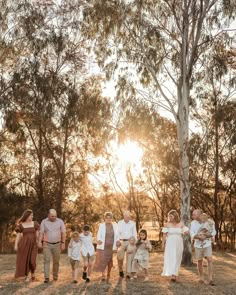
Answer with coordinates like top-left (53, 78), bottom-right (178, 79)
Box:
top-left (116, 141), bottom-right (143, 166)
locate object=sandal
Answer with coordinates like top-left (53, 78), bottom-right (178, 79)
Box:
top-left (31, 274), bottom-right (35, 281)
top-left (171, 275), bottom-right (176, 282)
top-left (25, 277), bottom-right (30, 282)
top-left (208, 281), bottom-right (216, 286)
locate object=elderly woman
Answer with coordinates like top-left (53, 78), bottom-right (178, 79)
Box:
top-left (93, 212), bottom-right (119, 281)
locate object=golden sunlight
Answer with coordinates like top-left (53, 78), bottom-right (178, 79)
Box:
top-left (116, 141), bottom-right (143, 166)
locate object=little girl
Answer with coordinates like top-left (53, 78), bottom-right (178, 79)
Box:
top-left (133, 229), bottom-right (152, 281)
top-left (68, 231), bottom-right (81, 283)
top-left (126, 236), bottom-right (137, 279)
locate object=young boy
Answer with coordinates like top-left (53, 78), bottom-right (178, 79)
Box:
top-left (80, 225), bottom-right (95, 283)
top-left (68, 231), bottom-right (81, 284)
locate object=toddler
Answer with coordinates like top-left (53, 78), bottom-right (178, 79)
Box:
top-left (126, 236), bottom-right (137, 279)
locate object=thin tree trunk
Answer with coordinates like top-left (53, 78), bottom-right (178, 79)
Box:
top-left (57, 122), bottom-right (69, 217)
top-left (38, 127), bottom-right (46, 218)
top-left (213, 95), bottom-right (219, 241)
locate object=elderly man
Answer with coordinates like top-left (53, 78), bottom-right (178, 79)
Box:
top-left (117, 211), bottom-right (137, 278)
top-left (38, 209), bottom-right (66, 283)
top-left (190, 209), bottom-right (216, 286)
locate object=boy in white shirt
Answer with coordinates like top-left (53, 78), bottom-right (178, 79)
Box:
top-left (80, 225), bottom-right (95, 283)
top-left (68, 231), bottom-right (81, 284)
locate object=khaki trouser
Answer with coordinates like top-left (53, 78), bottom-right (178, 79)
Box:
top-left (117, 241), bottom-right (129, 272)
top-left (43, 243), bottom-right (61, 279)
top-left (126, 253), bottom-right (136, 274)
top-left (70, 259), bottom-right (80, 281)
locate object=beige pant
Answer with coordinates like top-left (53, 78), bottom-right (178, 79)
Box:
top-left (117, 241), bottom-right (129, 271)
top-left (195, 246), bottom-right (212, 260)
top-left (43, 243), bottom-right (61, 279)
top-left (126, 253), bottom-right (136, 274)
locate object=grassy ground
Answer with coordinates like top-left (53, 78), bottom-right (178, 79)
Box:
top-left (0, 251), bottom-right (235, 295)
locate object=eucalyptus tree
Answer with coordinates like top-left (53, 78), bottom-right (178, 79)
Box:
top-left (0, 0), bottom-right (112, 218)
top-left (189, 39), bottom-right (236, 245)
top-left (82, 0), bottom-right (235, 263)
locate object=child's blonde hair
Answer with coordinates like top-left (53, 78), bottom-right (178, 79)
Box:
top-left (71, 231), bottom-right (80, 239)
top-left (200, 213), bottom-right (215, 225)
top-left (129, 236), bottom-right (136, 243)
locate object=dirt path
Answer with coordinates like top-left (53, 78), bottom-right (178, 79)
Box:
top-left (0, 251), bottom-right (235, 295)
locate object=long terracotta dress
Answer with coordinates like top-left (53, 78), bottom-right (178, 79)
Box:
top-left (94, 223), bottom-right (114, 272)
top-left (15, 221), bottom-right (39, 278)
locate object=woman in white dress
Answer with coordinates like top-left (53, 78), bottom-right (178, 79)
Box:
top-left (161, 210), bottom-right (189, 282)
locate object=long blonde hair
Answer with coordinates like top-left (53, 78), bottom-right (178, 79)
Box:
top-left (168, 210), bottom-right (180, 223)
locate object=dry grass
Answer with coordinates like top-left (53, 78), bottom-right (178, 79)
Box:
top-left (0, 251), bottom-right (235, 295)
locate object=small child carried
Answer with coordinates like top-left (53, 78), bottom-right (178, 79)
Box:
top-left (198, 213), bottom-right (216, 247)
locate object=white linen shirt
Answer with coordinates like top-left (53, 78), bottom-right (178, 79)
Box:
top-left (68, 240), bottom-right (81, 260)
top-left (117, 219), bottom-right (137, 240)
top-left (190, 220), bottom-right (216, 249)
top-left (79, 233), bottom-right (95, 257)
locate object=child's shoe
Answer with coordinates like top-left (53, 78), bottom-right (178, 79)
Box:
top-left (82, 272), bottom-right (87, 280)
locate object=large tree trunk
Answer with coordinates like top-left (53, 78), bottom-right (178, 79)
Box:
top-left (177, 79), bottom-right (192, 266)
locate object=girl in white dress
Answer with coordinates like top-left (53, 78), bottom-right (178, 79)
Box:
top-left (161, 210), bottom-right (189, 282)
top-left (133, 229), bottom-right (152, 281)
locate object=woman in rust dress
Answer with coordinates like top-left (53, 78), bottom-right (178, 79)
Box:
top-left (94, 212), bottom-right (119, 281)
top-left (14, 209), bottom-right (39, 282)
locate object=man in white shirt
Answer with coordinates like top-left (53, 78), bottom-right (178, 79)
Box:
top-left (117, 211), bottom-right (137, 278)
top-left (190, 209), bottom-right (216, 286)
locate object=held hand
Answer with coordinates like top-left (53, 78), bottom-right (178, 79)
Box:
top-left (14, 245), bottom-right (18, 251)
top-left (38, 241), bottom-right (43, 249)
top-left (97, 240), bottom-right (103, 245)
top-left (116, 241), bottom-right (121, 247)
top-left (61, 243), bottom-right (65, 251)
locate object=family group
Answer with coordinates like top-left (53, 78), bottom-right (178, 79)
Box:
top-left (14, 208), bottom-right (216, 285)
